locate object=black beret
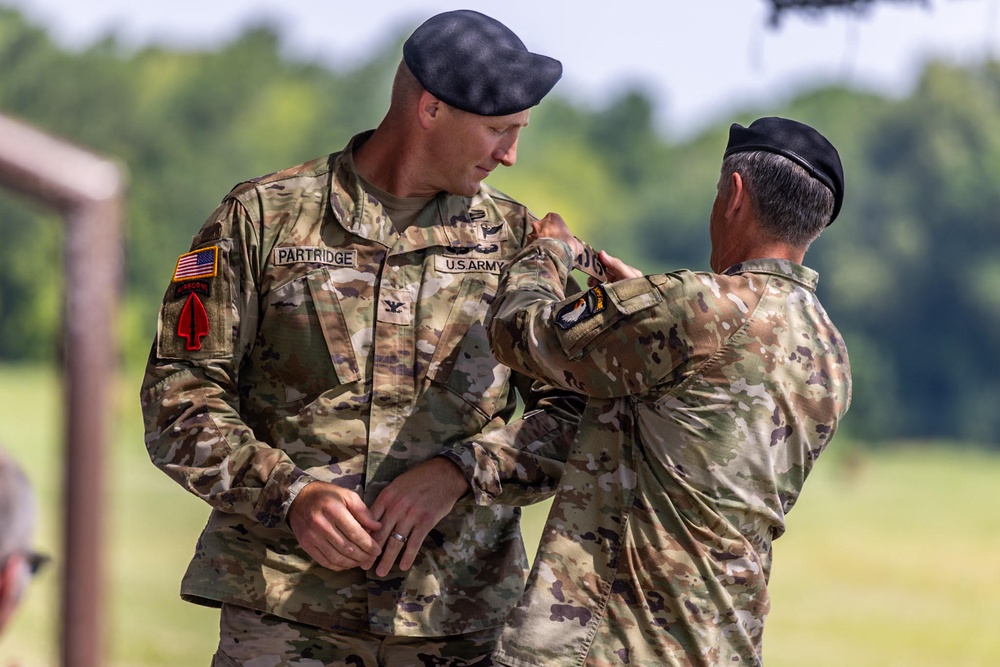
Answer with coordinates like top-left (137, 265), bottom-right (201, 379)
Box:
top-left (725, 116), bottom-right (845, 224)
top-left (403, 10), bottom-right (563, 117)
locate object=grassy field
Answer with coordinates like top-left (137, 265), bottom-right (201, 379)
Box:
top-left (1, 364), bottom-right (998, 666)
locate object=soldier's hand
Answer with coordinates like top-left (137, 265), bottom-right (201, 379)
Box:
top-left (288, 481), bottom-right (382, 571)
top-left (591, 250), bottom-right (643, 285)
top-left (369, 457), bottom-right (470, 577)
top-left (530, 213), bottom-right (583, 258)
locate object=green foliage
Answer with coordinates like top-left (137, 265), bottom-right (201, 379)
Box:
top-left (1, 8), bottom-right (1000, 444)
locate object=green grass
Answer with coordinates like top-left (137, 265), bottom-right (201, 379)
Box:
top-left (0, 365), bottom-right (217, 665)
top-left (0, 364), bottom-right (998, 666)
top-left (764, 445), bottom-right (1000, 666)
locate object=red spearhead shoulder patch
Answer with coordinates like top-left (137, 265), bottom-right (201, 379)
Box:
top-left (177, 292), bottom-right (210, 351)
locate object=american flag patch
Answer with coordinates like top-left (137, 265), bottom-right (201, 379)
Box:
top-left (172, 246), bottom-right (218, 282)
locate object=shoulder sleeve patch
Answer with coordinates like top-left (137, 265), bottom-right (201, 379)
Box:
top-left (172, 246), bottom-right (219, 282)
top-left (157, 241), bottom-right (233, 360)
top-left (555, 285), bottom-right (607, 330)
top-left (554, 278), bottom-right (663, 360)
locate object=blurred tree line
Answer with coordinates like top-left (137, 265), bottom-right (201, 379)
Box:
top-left (1, 8), bottom-right (999, 446)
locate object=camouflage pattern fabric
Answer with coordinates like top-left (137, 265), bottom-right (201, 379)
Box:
top-left (487, 238), bottom-right (852, 666)
top-left (139, 132), bottom-right (582, 637)
top-left (212, 603), bottom-right (495, 666)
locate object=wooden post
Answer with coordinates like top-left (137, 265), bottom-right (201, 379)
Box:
top-left (0, 113), bottom-right (124, 667)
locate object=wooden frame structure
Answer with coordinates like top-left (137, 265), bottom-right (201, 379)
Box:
top-left (0, 113), bottom-right (124, 667)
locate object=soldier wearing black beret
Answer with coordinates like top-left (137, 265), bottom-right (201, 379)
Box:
top-left (141, 9), bottom-right (583, 666)
top-left (485, 117), bottom-right (851, 665)
top-left (724, 116), bottom-right (845, 224)
top-left (403, 9), bottom-right (563, 117)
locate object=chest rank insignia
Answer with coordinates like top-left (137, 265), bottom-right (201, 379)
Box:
top-left (377, 287), bottom-right (412, 325)
top-left (382, 299), bottom-right (405, 314)
top-left (556, 285), bottom-right (607, 330)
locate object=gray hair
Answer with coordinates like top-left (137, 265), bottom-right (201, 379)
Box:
top-left (719, 150), bottom-right (835, 248)
top-left (0, 449), bottom-right (36, 560)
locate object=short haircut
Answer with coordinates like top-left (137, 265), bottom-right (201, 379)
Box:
top-left (390, 61), bottom-right (425, 109)
top-left (720, 150), bottom-right (835, 248)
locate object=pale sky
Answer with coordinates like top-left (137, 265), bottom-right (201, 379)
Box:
top-left (4, 0), bottom-right (998, 137)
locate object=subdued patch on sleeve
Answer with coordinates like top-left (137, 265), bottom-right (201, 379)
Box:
top-left (554, 287), bottom-right (618, 359)
top-left (555, 278), bottom-right (662, 360)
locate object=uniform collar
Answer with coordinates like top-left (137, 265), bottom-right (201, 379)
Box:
top-left (327, 132), bottom-right (491, 253)
top-left (721, 257), bottom-right (819, 291)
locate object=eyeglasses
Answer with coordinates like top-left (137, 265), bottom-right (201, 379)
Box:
top-left (26, 551), bottom-right (50, 577)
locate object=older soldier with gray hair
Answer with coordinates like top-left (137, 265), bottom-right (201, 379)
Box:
top-left (140, 9), bottom-right (583, 667)
top-left (0, 448), bottom-right (47, 633)
top-left (487, 117), bottom-right (852, 666)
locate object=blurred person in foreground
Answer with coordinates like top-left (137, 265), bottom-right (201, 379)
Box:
top-left (139, 9), bottom-right (583, 666)
top-left (487, 117), bottom-right (853, 666)
top-left (0, 447), bottom-right (47, 634)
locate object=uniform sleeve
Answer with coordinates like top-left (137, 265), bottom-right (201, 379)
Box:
top-left (437, 247), bottom-right (587, 507)
top-left (438, 371), bottom-right (585, 507)
top-left (487, 238), bottom-right (681, 399)
top-left (139, 197), bottom-right (312, 530)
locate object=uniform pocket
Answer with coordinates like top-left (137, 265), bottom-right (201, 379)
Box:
top-left (306, 271), bottom-right (361, 384)
top-left (427, 276), bottom-right (512, 418)
top-left (257, 269), bottom-right (360, 400)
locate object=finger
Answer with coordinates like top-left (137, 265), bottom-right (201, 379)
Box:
top-left (371, 517), bottom-right (402, 550)
top-left (303, 525), bottom-right (369, 571)
top-left (375, 528), bottom-right (410, 577)
top-left (369, 489), bottom-right (402, 547)
top-left (370, 499), bottom-right (386, 524)
top-left (334, 510), bottom-right (381, 558)
top-left (335, 495), bottom-right (382, 556)
top-left (345, 493), bottom-right (382, 534)
top-left (397, 528), bottom-right (427, 572)
top-left (598, 250), bottom-right (641, 281)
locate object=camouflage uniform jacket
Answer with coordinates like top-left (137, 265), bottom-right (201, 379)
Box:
top-left (139, 133), bottom-right (583, 636)
top-left (488, 239), bottom-right (852, 666)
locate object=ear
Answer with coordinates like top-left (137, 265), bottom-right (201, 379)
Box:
top-left (724, 171), bottom-right (746, 220)
top-left (416, 91), bottom-right (441, 130)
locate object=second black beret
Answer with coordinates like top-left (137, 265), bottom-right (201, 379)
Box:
top-left (403, 10), bottom-right (563, 117)
top-left (725, 116), bottom-right (845, 224)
